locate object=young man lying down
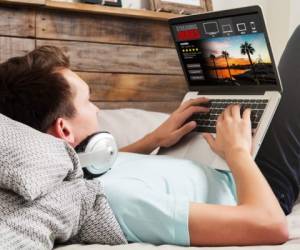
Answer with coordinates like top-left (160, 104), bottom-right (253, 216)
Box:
top-left (0, 46), bottom-right (288, 246)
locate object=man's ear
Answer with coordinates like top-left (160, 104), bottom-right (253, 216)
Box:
top-left (47, 118), bottom-right (75, 146)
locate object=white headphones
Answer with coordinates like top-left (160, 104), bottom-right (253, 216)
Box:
top-left (76, 132), bottom-right (118, 179)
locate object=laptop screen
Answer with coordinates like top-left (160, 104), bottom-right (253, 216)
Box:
top-left (170, 9), bottom-right (278, 89)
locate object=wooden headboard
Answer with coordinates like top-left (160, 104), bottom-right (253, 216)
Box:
top-left (0, 0), bottom-right (212, 113)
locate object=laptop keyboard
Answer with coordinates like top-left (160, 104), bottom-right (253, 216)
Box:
top-left (187, 99), bottom-right (269, 133)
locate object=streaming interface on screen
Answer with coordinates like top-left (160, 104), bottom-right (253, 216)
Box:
top-left (172, 13), bottom-right (277, 87)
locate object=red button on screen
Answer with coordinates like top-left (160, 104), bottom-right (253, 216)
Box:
top-left (177, 29), bottom-right (201, 41)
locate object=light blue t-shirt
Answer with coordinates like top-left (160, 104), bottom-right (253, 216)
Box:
top-left (97, 152), bottom-right (237, 246)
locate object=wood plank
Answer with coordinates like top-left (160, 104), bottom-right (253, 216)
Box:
top-left (0, 5), bottom-right (35, 37)
top-left (36, 9), bottom-right (174, 48)
top-left (37, 39), bottom-right (184, 75)
top-left (0, 0), bottom-right (45, 6)
top-left (0, 1), bottom-right (182, 21)
top-left (0, 36), bottom-right (35, 63)
top-left (95, 101), bottom-right (180, 114)
top-left (77, 72), bottom-right (187, 101)
top-left (45, 0), bottom-right (181, 21)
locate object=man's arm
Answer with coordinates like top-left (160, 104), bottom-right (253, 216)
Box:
top-left (119, 131), bottom-right (160, 155)
top-left (119, 97), bottom-right (209, 154)
top-left (188, 105), bottom-right (288, 246)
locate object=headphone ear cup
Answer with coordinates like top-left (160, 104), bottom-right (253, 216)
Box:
top-left (77, 132), bottom-right (118, 178)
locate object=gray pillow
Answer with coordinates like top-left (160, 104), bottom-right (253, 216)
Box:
top-left (0, 114), bottom-right (82, 201)
top-left (99, 108), bottom-right (169, 154)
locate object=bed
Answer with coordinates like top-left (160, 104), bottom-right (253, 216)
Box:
top-left (54, 108), bottom-right (300, 250)
top-left (55, 24), bottom-right (300, 250)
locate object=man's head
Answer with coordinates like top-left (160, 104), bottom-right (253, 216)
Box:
top-left (0, 46), bottom-right (100, 147)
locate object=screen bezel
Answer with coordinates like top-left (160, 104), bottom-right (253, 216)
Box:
top-left (168, 6), bottom-right (283, 93)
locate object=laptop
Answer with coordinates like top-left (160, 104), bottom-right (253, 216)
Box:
top-left (157, 6), bottom-right (283, 171)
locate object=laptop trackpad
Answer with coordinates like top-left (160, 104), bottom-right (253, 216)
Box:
top-left (157, 132), bottom-right (230, 171)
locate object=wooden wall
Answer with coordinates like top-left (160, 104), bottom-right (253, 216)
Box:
top-left (0, 3), bottom-right (191, 113)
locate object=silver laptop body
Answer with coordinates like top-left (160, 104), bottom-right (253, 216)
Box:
top-left (158, 6), bottom-right (282, 171)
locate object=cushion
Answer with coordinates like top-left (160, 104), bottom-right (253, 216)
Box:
top-left (98, 108), bottom-right (169, 154)
top-left (0, 114), bottom-right (82, 201)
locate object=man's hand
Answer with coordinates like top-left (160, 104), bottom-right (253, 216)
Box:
top-left (202, 105), bottom-right (252, 161)
top-left (150, 97), bottom-right (210, 148)
top-left (119, 97), bottom-right (209, 154)
top-left (189, 105), bottom-right (288, 246)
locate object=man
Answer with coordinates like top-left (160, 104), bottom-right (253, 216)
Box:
top-left (0, 46), bottom-right (288, 246)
